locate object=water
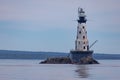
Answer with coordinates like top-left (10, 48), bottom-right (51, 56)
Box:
top-left (0, 59), bottom-right (119, 80)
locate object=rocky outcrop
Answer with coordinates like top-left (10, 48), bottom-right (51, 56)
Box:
top-left (79, 56), bottom-right (99, 64)
top-left (40, 57), bottom-right (72, 64)
top-left (40, 56), bottom-right (99, 64)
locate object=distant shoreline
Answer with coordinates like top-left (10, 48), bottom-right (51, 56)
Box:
top-left (0, 50), bottom-right (120, 60)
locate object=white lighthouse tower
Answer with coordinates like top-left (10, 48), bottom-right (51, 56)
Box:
top-left (75, 8), bottom-right (89, 51)
top-left (70, 8), bottom-right (94, 63)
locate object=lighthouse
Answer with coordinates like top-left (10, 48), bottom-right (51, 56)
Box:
top-left (75, 8), bottom-right (89, 51)
top-left (40, 8), bottom-right (99, 64)
top-left (70, 8), bottom-right (94, 63)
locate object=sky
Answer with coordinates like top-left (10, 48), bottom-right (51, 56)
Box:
top-left (0, 0), bottom-right (120, 54)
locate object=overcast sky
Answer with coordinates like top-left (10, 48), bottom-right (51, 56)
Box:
top-left (0, 0), bottom-right (120, 54)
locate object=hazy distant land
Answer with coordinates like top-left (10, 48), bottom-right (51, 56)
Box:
top-left (0, 50), bottom-right (120, 60)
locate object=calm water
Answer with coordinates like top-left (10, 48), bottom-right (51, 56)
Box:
top-left (0, 59), bottom-right (119, 80)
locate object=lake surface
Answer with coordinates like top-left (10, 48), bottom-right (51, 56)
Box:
top-left (0, 59), bottom-right (119, 80)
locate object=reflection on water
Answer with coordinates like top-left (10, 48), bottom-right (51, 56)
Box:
top-left (75, 65), bottom-right (89, 78)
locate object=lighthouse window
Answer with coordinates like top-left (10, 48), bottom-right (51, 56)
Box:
top-left (83, 46), bottom-right (86, 49)
top-left (83, 26), bottom-right (85, 29)
top-left (87, 45), bottom-right (89, 50)
top-left (79, 31), bottom-right (81, 34)
top-left (83, 36), bottom-right (85, 39)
